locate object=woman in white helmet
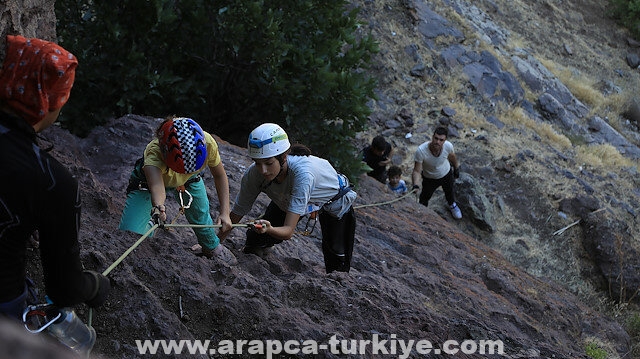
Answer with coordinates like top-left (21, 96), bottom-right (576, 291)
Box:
top-left (220, 123), bottom-right (357, 273)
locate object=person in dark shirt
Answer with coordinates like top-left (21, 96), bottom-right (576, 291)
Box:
top-left (362, 135), bottom-right (393, 183)
top-left (0, 35), bottom-right (110, 320)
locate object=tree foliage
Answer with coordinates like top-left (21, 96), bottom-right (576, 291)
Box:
top-left (55, 0), bottom-right (378, 180)
top-left (609, 0), bottom-right (640, 39)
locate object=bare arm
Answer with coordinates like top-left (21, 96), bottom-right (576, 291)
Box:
top-left (448, 152), bottom-right (459, 169)
top-left (209, 163), bottom-right (232, 234)
top-left (253, 212), bottom-right (301, 241)
top-left (411, 161), bottom-right (423, 188)
top-left (143, 165), bottom-right (167, 222)
top-left (218, 211), bottom-right (243, 241)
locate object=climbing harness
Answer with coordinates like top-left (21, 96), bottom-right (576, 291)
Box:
top-left (294, 184), bottom-right (416, 236)
top-left (125, 158), bottom-right (147, 194)
top-left (86, 186), bottom-right (418, 331)
top-left (326, 174), bottom-right (352, 205)
top-left (149, 176), bottom-right (201, 229)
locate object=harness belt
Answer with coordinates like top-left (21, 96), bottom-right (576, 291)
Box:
top-left (325, 174), bottom-right (351, 205)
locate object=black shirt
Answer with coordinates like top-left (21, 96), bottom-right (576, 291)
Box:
top-left (362, 142), bottom-right (391, 183)
top-left (0, 112), bottom-right (95, 306)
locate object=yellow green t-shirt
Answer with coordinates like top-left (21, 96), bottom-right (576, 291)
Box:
top-left (143, 132), bottom-right (221, 188)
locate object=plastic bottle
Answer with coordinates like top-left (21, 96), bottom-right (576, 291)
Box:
top-left (47, 308), bottom-right (96, 357)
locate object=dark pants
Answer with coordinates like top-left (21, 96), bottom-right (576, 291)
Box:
top-left (320, 207), bottom-right (356, 273)
top-left (244, 202), bottom-right (356, 273)
top-left (244, 202), bottom-right (287, 249)
top-left (419, 168), bottom-right (455, 207)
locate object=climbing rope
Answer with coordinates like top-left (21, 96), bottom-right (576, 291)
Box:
top-left (88, 221), bottom-right (255, 327)
top-left (88, 188), bottom-right (418, 326)
top-left (353, 188), bottom-right (417, 209)
top-left (103, 189), bottom-right (418, 276)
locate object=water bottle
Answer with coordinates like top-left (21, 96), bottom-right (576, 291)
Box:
top-left (47, 308), bottom-right (96, 358)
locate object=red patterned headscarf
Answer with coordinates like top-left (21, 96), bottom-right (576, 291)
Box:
top-left (0, 35), bottom-right (78, 125)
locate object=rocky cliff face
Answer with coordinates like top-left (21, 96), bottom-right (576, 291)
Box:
top-left (0, 0), bottom-right (57, 60)
top-left (1, 0), bottom-right (640, 358)
top-left (29, 115), bottom-right (628, 358)
top-left (355, 0), bottom-right (640, 331)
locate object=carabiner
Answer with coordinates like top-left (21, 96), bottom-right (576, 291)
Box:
top-left (178, 189), bottom-right (193, 210)
top-left (302, 215), bottom-right (317, 236)
top-left (22, 304), bottom-right (62, 333)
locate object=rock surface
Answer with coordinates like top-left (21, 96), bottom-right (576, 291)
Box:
top-left (1, 0), bottom-right (640, 357)
top-left (17, 115), bottom-right (628, 358)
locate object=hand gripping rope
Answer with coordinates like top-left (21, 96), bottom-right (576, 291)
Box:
top-left (88, 189), bottom-right (416, 326)
top-left (106, 189), bottom-right (417, 277)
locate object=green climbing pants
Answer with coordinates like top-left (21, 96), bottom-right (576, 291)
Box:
top-left (118, 176), bottom-right (220, 250)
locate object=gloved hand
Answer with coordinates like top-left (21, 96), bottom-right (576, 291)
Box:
top-left (412, 184), bottom-right (420, 190)
top-left (453, 167), bottom-right (460, 179)
top-left (84, 270), bottom-right (111, 308)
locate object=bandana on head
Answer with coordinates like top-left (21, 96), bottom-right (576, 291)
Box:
top-left (0, 35), bottom-right (77, 125)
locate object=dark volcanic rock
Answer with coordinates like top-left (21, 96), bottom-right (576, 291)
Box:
top-left (22, 117), bottom-right (628, 358)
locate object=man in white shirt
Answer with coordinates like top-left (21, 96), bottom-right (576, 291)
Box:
top-left (411, 126), bottom-right (462, 219)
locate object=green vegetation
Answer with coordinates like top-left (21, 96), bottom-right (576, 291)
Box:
top-left (55, 0), bottom-right (378, 179)
top-left (585, 341), bottom-right (608, 359)
top-left (609, 0), bottom-right (640, 39)
top-left (626, 312), bottom-right (640, 356)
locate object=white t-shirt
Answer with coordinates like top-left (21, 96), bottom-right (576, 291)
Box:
top-left (414, 140), bottom-right (454, 179)
top-left (232, 155), bottom-right (356, 219)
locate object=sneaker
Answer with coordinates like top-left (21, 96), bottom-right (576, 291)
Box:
top-left (450, 202), bottom-right (462, 219)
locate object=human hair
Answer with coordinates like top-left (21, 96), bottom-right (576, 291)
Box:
top-left (289, 143), bottom-right (312, 156)
top-left (388, 165), bottom-right (402, 178)
top-left (433, 126), bottom-right (448, 137)
top-left (371, 135), bottom-right (387, 151)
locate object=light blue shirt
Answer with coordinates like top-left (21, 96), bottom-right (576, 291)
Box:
top-left (232, 155), bottom-right (356, 219)
top-left (388, 179), bottom-right (408, 194)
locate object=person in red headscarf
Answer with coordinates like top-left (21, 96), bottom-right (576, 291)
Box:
top-left (0, 35), bottom-right (110, 320)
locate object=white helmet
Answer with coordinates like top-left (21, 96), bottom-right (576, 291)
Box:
top-left (247, 123), bottom-right (291, 159)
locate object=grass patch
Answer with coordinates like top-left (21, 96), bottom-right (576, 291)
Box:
top-left (497, 105), bottom-right (572, 150)
top-left (447, 102), bottom-right (485, 128)
top-left (538, 57), bottom-right (604, 108)
top-left (626, 311), bottom-right (640, 358)
top-left (575, 144), bottom-right (634, 169)
top-left (440, 73), bottom-right (466, 103)
top-left (535, 57), bottom-right (635, 134)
